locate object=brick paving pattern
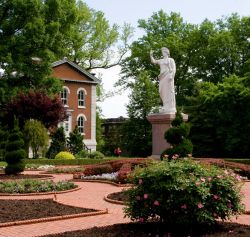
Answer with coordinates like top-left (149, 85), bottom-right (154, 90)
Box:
top-left (0, 171), bottom-right (249, 237)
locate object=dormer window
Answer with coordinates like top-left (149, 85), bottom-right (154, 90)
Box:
top-left (60, 86), bottom-right (70, 106)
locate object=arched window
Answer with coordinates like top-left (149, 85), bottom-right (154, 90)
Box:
top-left (77, 88), bottom-right (87, 107)
top-left (60, 87), bottom-right (70, 105)
top-left (77, 114), bottom-right (86, 134)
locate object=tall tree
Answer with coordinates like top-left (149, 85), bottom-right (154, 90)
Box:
top-left (24, 120), bottom-right (49, 159)
top-left (65, 1), bottom-right (133, 70)
top-left (119, 11), bottom-right (250, 107)
top-left (120, 72), bottom-right (158, 157)
top-left (188, 74), bottom-right (250, 158)
top-left (67, 126), bottom-right (84, 155)
top-left (0, 0), bottom-right (78, 102)
top-left (2, 91), bottom-right (66, 129)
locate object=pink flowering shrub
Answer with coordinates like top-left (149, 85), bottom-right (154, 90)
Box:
top-left (124, 159), bottom-right (244, 226)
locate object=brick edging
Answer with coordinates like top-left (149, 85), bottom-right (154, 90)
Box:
top-left (71, 179), bottom-right (132, 187)
top-left (0, 209), bottom-right (108, 228)
top-left (0, 186), bottom-right (81, 196)
top-left (104, 195), bottom-right (126, 206)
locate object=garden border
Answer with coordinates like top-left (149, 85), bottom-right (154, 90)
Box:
top-left (104, 195), bottom-right (126, 205)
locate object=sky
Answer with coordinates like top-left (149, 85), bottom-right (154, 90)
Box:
top-left (84, 0), bottom-right (250, 118)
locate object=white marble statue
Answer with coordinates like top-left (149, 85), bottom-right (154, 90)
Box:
top-left (150, 47), bottom-right (176, 114)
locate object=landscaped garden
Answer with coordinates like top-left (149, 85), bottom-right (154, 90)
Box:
top-left (0, 156), bottom-right (249, 236)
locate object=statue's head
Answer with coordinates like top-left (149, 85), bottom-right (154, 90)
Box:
top-left (161, 47), bottom-right (170, 57)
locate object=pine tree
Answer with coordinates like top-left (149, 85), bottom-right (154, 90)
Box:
top-left (161, 111), bottom-right (193, 160)
top-left (67, 126), bottom-right (83, 155)
top-left (5, 125), bottom-right (26, 175)
top-left (46, 127), bottom-right (66, 159)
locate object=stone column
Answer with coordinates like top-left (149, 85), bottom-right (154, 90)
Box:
top-left (147, 113), bottom-right (188, 159)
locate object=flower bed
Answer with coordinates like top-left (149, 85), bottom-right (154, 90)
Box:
top-left (73, 158), bottom-right (153, 183)
top-left (197, 158), bottom-right (250, 180)
top-left (0, 179), bottom-right (77, 194)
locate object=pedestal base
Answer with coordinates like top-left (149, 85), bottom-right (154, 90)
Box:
top-left (147, 113), bottom-right (188, 159)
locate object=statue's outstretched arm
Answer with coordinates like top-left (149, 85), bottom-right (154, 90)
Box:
top-left (150, 50), bottom-right (157, 64)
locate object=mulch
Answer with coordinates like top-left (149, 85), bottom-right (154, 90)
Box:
top-left (107, 191), bottom-right (129, 202)
top-left (42, 222), bottom-right (250, 237)
top-left (0, 199), bottom-right (96, 223)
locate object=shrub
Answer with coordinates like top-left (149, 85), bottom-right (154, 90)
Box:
top-left (83, 164), bottom-right (113, 176)
top-left (105, 158), bottom-right (152, 172)
top-left (55, 151), bottom-right (75, 160)
top-left (117, 163), bottom-right (132, 183)
top-left (75, 150), bottom-right (89, 159)
top-left (161, 111), bottom-right (193, 160)
top-left (89, 151), bottom-right (105, 159)
top-left (5, 126), bottom-right (26, 175)
top-left (124, 159), bottom-right (244, 226)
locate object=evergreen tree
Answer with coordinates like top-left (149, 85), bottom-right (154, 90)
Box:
top-left (5, 125), bottom-right (26, 175)
top-left (0, 126), bottom-right (8, 161)
top-left (67, 126), bottom-right (83, 155)
top-left (46, 127), bottom-right (66, 159)
top-left (161, 111), bottom-right (193, 160)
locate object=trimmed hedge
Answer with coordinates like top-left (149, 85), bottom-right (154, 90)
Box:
top-left (23, 158), bottom-right (114, 166)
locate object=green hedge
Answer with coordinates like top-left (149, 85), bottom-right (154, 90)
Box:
top-left (23, 158), bottom-right (114, 166)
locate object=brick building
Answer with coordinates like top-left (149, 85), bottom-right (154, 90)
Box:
top-left (52, 58), bottom-right (99, 151)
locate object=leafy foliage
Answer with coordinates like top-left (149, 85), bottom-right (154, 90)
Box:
top-left (119, 12), bottom-right (250, 107)
top-left (161, 111), bottom-right (193, 160)
top-left (188, 74), bottom-right (250, 157)
top-left (0, 0), bottom-right (77, 103)
top-left (67, 126), bottom-right (84, 155)
top-left (5, 125), bottom-right (26, 174)
top-left (55, 151), bottom-right (75, 160)
top-left (46, 127), bottom-right (67, 159)
top-left (2, 91), bottom-right (66, 129)
top-left (120, 72), bottom-right (158, 157)
top-left (124, 160), bottom-right (244, 226)
top-left (0, 179), bottom-right (77, 193)
top-left (24, 120), bottom-right (49, 159)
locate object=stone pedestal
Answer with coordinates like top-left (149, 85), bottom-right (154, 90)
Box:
top-left (147, 113), bottom-right (188, 159)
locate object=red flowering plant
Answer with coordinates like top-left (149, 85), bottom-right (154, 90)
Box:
top-left (124, 159), bottom-right (244, 226)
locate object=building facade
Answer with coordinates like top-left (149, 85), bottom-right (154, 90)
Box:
top-left (52, 58), bottom-right (99, 151)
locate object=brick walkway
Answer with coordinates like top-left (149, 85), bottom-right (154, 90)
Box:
top-left (0, 171), bottom-right (249, 237)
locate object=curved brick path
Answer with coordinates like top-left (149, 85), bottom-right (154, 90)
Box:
top-left (0, 171), bottom-right (249, 237)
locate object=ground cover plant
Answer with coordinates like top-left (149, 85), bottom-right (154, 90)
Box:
top-left (0, 199), bottom-right (96, 224)
top-left (0, 179), bottom-right (77, 193)
top-left (124, 159), bottom-right (244, 226)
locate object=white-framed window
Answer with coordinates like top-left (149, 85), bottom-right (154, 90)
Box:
top-left (60, 86), bottom-right (70, 106)
top-left (77, 114), bottom-right (87, 134)
top-left (77, 88), bottom-right (87, 108)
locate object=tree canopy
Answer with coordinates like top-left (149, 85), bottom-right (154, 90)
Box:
top-left (119, 11), bottom-right (250, 107)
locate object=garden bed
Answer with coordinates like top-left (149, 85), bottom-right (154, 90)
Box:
top-left (42, 222), bottom-right (250, 237)
top-left (0, 199), bottom-right (99, 225)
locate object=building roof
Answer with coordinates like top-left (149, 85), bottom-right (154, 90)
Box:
top-left (52, 58), bottom-right (100, 84)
